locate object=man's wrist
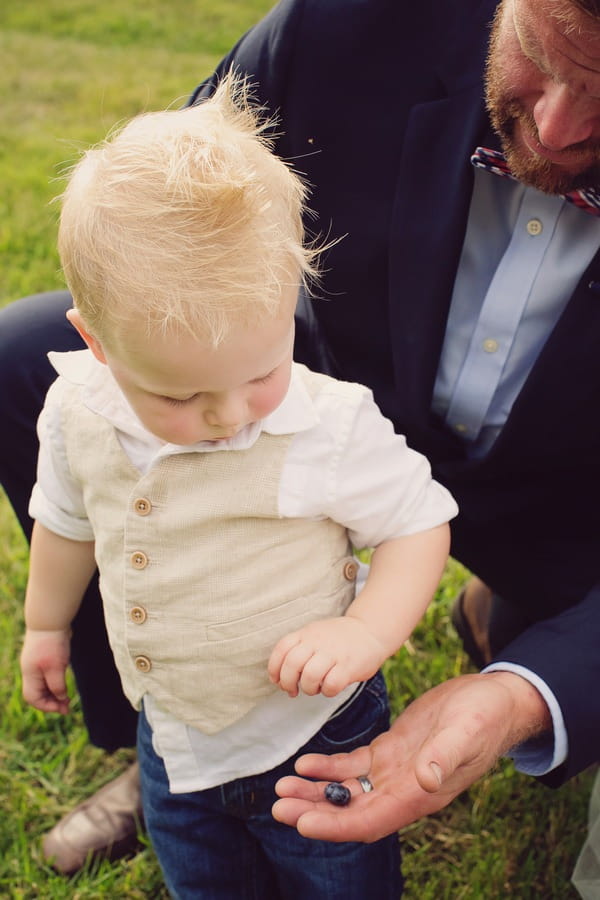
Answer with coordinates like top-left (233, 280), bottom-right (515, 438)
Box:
top-left (483, 670), bottom-right (552, 751)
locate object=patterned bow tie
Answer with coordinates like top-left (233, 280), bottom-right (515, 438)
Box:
top-left (471, 146), bottom-right (600, 217)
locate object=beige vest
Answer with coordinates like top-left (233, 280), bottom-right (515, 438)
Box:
top-left (61, 368), bottom-right (358, 733)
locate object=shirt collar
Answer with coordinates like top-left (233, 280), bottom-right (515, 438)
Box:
top-left (48, 350), bottom-right (319, 454)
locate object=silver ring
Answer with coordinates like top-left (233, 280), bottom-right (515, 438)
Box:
top-left (357, 775), bottom-right (374, 793)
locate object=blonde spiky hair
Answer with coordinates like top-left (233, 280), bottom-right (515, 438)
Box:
top-left (58, 72), bottom-right (319, 347)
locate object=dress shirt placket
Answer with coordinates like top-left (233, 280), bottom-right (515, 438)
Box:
top-left (444, 190), bottom-right (561, 440)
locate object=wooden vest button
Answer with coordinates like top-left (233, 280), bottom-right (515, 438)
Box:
top-left (134, 655), bottom-right (152, 672)
top-left (131, 551), bottom-right (148, 569)
top-left (130, 606), bottom-right (147, 624)
top-left (133, 497), bottom-right (152, 515)
top-left (343, 560), bottom-right (359, 581)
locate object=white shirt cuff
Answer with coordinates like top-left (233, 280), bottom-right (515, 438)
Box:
top-left (483, 662), bottom-right (567, 776)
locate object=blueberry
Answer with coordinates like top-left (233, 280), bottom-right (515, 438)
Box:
top-left (324, 782), bottom-right (351, 806)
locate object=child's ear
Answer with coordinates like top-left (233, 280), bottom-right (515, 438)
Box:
top-left (66, 308), bottom-right (108, 364)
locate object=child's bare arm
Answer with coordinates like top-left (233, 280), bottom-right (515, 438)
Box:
top-left (268, 523), bottom-right (450, 697)
top-left (21, 521), bottom-right (96, 713)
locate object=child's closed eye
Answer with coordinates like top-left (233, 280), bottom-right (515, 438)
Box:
top-left (252, 369), bottom-right (275, 385)
top-left (162, 394), bottom-right (199, 407)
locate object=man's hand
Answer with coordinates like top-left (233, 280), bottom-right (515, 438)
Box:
top-left (272, 671), bottom-right (551, 842)
top-left (268, 616), bottom-right (386, 697)
top-left (20, 628), bottom-right (71, 714)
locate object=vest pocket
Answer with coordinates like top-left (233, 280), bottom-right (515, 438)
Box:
top-left (205, 579), bottom-right (354, 652)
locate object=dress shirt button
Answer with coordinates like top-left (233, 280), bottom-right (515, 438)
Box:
top-left (526, 218), bottom-right (543, 236)
top-left (131, 551), bottom-right (148, 569)
top-left (134, 497), bottom-right (152, 516)
top-left (130, 606), bottom-right (147, 624)
top-left (482, 338), bottom-right (499, 353)
top-left (454, 423), bottom-right (468, 433)
top-left (134, 655), bottom-right (152, 672)
top-left (343, 560), bottom-right (359, 581)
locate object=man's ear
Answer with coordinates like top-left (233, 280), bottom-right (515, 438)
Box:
top-left (66, 308), bottom-right (108, 364)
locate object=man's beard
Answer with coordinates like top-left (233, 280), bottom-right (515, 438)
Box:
top-left (484, 14), bottom-right (600, 193)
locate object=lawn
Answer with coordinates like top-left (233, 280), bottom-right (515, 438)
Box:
top-left (0, 1), bottom-right (596, 896)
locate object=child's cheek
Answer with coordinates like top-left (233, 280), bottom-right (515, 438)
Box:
top-left (255, 380), bottom-right (287, 418)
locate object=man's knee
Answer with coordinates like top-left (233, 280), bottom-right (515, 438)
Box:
top-left (0, 291), bottom-right (78, 404)
top-left (0, 291), bottom-right (79, 535)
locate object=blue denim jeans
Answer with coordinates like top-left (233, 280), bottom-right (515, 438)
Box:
top-left (138, 672), bottom-right (403, 899)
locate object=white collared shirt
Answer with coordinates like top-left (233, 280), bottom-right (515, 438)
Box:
top-left (31, 351), bottom-right (457, 792)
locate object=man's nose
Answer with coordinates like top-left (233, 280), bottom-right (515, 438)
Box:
top-left (533, 82), bottom-right (596, 151)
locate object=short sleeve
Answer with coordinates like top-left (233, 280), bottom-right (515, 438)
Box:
top-left (279, 381), bottom-right (458, 549)
top-left (28, 377), bottom-right (95, 541)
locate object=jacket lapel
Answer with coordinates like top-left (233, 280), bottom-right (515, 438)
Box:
top-left (387, 5), bottom-right (494, 448)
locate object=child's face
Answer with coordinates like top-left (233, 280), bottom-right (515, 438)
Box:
top-left (73, 305), bottom-right (296, 446)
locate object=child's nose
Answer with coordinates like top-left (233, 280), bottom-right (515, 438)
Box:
top-left (204, 394), bottom-right (244, 427)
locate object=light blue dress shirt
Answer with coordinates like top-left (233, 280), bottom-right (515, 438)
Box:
top-left (433, 167), bottom-right (600, 773)
top-left (434, 168), bottom-right (600, 457)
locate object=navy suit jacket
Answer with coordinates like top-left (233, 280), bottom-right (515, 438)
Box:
top-left (190, 0), bottom-right (600, 782)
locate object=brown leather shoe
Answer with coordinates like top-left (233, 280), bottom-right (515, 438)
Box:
top-left (42, 761), bottom-right (144, 874)
top-left (451, 576), bottom-right (494, 669)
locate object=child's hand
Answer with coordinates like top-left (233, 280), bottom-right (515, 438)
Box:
top-left (20, 629), bottom-right (71, 714)
top-left (268, 616), bottom-right (387, 698)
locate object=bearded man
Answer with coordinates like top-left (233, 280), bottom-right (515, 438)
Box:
top-left (1, 0), bottom-right (600, 881)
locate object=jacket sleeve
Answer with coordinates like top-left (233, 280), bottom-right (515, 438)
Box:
top-left (497, 586), bottom-right (600, 785)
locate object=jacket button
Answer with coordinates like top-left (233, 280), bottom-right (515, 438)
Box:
top-left (131, 551), bottom-right (148, 569)
top-left (343, 560), bottom-right (359, 581)
top-left (130, 606), bottom-right (147, 624)
top-left (134, 655), bottom-right (152, 672)
top-left (134, 497), bottom-right (152, 516)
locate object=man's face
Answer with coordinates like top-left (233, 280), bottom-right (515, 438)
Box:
top-left (485, 0), bottom-right (600, 192)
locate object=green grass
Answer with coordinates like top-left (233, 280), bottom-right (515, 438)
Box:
top-left (0, 2), bottom-right (596, 896)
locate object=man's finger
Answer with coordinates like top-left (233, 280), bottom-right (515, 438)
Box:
top-left (274, 792), bottom-right (407, 844)
top-left (275, 775), bottom-right (328, 803)
top-left (294, 746), bottom-right (373, 781)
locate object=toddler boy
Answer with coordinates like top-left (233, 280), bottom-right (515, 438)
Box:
top-left (21, 75), bottom-right (457, 899)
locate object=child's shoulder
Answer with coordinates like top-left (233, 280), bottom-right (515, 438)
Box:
top-left (292, 361), bottom-right (372, 406)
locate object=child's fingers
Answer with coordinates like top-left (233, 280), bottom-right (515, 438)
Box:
top-left (22, 669), bottom-right (48, 707)
top-left (268, 632), bottom-right (301, 684)
top-left (36, 694), bottom-right (70, 714)
top-left (45, 666), bottom-right (69, 704)
top-left (297, 651), bottom-right (337, 696)
top-left (319, 663), bottom-right (352, 697)
top-left (278, 643), bottom-right (318, 696)
top-left (22, 670), bottom-right (69, 714)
